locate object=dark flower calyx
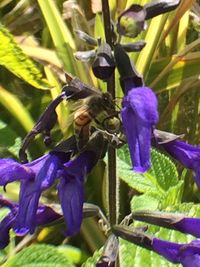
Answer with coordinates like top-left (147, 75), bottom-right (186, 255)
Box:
top-left (92, 42), bottom-right (115, 80)
top-left (144, 0), bottom-right (181, 20)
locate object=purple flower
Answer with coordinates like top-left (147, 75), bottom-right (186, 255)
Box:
top-left (152, 238), bottom-right (200, 267)
top-left (174, 217), bottom-right (200, 238)
top-left (57, 150), bottom-right (97, 235)
top-left (0, 195), bottom-right (61, 249)
top-left (160, 140), bottom-right (200, 189)
top-left (0, 152), bottom-right (68, 236)
top-left (121, 78), bottom-right (159, 172)
top-left (0, 150), bottom-right (98, 237)
top-left (132, 211), bottom-right (200, 238)
top-left (113, 223), bottom-right (200, 267)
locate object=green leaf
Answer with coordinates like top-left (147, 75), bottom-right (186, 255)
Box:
top-left (117, 155), bottom-right (155, 194)
top-left (149, 148), bottom-right (179, 190)
top-left (167, 202), bottom-right (200, 216)
top-left (160, 181), bottom-right (184, 208)
top-left (118, 146), bottom-right (182, 211)
top-left (117, 144), bottom-right (132, 166)
top-left (94, 13), bottom-right (104, 40)
top-left (57, 245), bottom-right (85, 264)
top-left (81, 249), bottom-right (102, 267)
top-left (0, 25), bottom-right (49, 90)
top-left (118, 155), bottom-right (153, 193)
top-left (131, 181), bottom-right (183, 212)
top-left (117, 145), bottom-right (152, 193)
top-left (135, 14), bottom-right (169, 79)
top-left (0, 119), bottom-right (21, 158)
top-left (131, 192), bottom-right (161, 211)
top-left (2, 244), bottom-right (75, 267)
top-left (118, 146), bottom-right (179, 194)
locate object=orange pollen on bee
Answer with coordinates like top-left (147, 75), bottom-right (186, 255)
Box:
top-left (74, 110), bottom-right (91, 127)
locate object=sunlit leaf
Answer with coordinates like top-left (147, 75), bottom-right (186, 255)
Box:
top-left (0, 120), bottom-right (21, 158)
top-left (0, 25), bottom-right (50, 89)
top-left (2, 244), bottom-right (75, 267)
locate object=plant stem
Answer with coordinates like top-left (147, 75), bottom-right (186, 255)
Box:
top-left (101, 0), bottom-right (118, 226)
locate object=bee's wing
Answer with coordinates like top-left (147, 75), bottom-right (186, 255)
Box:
top-left (63, 77), bottom-right (101, 100)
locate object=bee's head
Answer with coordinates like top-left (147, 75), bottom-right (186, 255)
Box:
top-left (102, 92), bottom-right (115, 110)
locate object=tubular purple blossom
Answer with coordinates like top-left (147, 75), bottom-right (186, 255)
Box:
top-left (152, 238), bottom-right (200, 267)
top-left (0, 148), bottom-right (98, 239)
top-left (159, 139), bottom-right (200, 189)
top-left (58, 150), bottom-right (98, 235)
top-left (0, 195), bottom-right (62, 249)
top-left (121, 80), bottom-right (159, 172)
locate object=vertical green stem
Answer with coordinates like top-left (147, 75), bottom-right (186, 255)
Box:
top-left (101, 0), bottom-right (118, 226)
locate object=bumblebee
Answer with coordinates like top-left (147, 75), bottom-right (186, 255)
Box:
top-left (71, 91), bottom-right (121, 150)
top-left (19, 73), bottom-right (122, 163)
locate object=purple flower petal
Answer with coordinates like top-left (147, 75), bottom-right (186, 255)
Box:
top-left (174, 217), bottom-right (200, 238)
top-left (152, 238), bottom-right (182, 263)
top-left (153, 238), bottom-right (200, 266)
top-left (121, 86), bottom-right (158, 172)
top-left (58, 176), bottom-right (84, 236)
top-left (0, 159), bottom-right (34, 185)
top-left (0, 195), bottom-right (62, 248)
top-left (36, 205), bottom-right (62, 225)
top-left (161, 140), bottom-right (200, 189)
top-left (179, 240), bottom-right (200, 267)
top-left (63, 151), bottom-right (97, 178)
top-left (58, 151), bottom-right (97, 235)
top-left (14, 154), bottom-right (60, 235)
top-left (14, 179), bottom-right (39, 235)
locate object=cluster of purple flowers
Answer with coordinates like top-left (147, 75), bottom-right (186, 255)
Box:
top-left (0, 149), bottom-right (98, 248)
top-left (1, 71), bottom-right (200, 265)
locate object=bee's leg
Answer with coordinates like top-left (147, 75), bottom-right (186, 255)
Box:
top-left (82, 129), bottom-right (109, 159)
top-left (75, 124), bottom-right (90, 151)
top-left (109, 134), bottom-right (126, 148)
top-left (93, 129), bottom-right (126, 149)
top-left (19, 93), bottom-right (65, 163)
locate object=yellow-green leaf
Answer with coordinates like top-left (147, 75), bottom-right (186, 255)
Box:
top-left (0, 24), bottom-right (50, 90)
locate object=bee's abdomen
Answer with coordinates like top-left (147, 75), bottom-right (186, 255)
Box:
top-left (74, 110), bottom-right (91, 127)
